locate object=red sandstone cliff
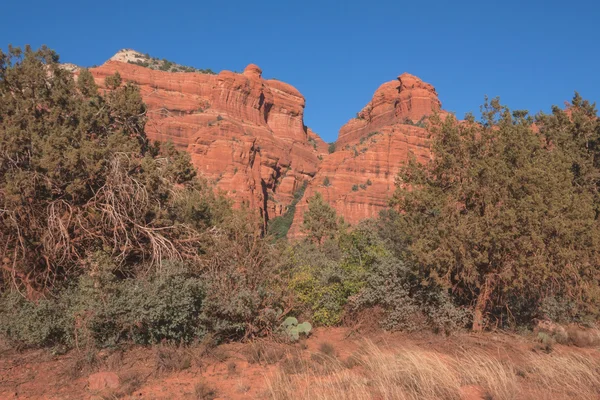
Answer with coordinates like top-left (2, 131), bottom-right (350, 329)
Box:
top-left (77, 51), bottom-right (446, 235)
top-left (87, 51), bottom-right (323, 227)
top-left (289, 73), bottom-right (444, 236)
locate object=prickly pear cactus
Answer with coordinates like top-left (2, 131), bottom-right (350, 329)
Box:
top-left (283, 317), bottom-right (298, 328)
top-left (280, 317), bottom-right (311, 342)
top-left (297, 322), bottom-right (312, 335)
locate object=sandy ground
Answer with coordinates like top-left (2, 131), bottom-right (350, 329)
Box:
top-left (0, 327), bottom-right (598, 399)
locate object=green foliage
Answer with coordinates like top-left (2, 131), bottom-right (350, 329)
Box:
top-left (301, 192), bottom-right (339, 245)
top-left (328, 142), bottom-right (336, 154)
top-left (391, 96), bottom-right (600, 329)
top-left (268, 181), bottom-right (307, 240)
top-left (352, 185), bottom-right (359, 191)
top-left (0, 261), bottom-right (206, 348)
top-left (199, 211), bottom-right (292, 341)
top-left (0, 291), bottom-right (68, 347)
top-left (159, 59), bottom-right (173, 71)
top-left (323, 177), bottom-right (331, 187)
top-left (350, 251), bottom-right (470, 334)
top-left (0, 211), bottom-right (291, 348)
top-left (0, 46), bottom-right (221, 294)
top-left (104, 71), bottom-right (122, 88)
top-left (286, 225), bottom-right (384, 325)
top-left (0, 46), bottom-right (288, 349)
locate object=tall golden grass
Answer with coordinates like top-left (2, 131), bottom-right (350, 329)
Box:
top-left (265, 339), bottom-right (599, 400)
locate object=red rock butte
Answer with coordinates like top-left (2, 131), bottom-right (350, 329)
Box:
top-left (87, 51), bottom-right (327, 229)
top-left (78, 51), bottom-right (446, 234)
top-left (290, 72), bottom-right (445, 236)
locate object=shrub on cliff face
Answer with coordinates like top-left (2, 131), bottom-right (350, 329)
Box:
top-left (268, 182), bottom-right (307, 240)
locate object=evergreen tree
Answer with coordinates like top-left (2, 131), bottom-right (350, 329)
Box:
top-left (0, 46), bottom-right (220, 296)
top-left (302, 192), bottom-right (339, 244)
top-left (391, 97), bottom-right (600, 330)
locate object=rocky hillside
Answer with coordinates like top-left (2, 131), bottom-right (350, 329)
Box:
top-left (85, 50), bottom-right (326, 229)
top-left (79, 51), bottom-right (443, 233)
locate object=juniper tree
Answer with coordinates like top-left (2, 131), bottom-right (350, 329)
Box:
top-left (0, 46), bottom-right (221, 296)
top-left (302, 192), bottom-right (339, 245)
top-left (391, 97), bottom-right (600, 330)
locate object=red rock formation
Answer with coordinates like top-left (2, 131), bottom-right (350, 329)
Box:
top-left (337, 73), bottom-right (442, 148)
top-left (290, 73), bottom-right (444, 236)
top-left (82, 53), bottom-right (445, 235)
top-left (87, 53), bottom-right (322, 227)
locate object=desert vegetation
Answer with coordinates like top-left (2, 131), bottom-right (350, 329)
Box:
top-left (0, 45), bottom-right (599, 398)
top-left (127, 51), bottom-right (216, 74)
top-left (265, 337), bottom-right (600, 400)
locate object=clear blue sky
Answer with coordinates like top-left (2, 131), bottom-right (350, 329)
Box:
top-left (2, 0), bottom-right (599, 142)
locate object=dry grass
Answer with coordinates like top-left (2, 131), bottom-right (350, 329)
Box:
top-left (458, 352), bottom-right (518, 400)
top-left (194, 379), bottom-right (218, 400)
top-left (318, 342), bottom-right (337, 357)
top-left (246, 341), bottom-right (285, 365)
top-left (154, 346), bottom-right (192, 374)
top-left (359, 341), bottom-right (462, 400)
top-left (98, 371), bottom-right (145, 399)
top-left (266, 341), bottom-right (461, 400)
top-left (265, 339), bottom-right (600, 400)
top-left (525, 352), bottom-right (600, 400)
top-left (63, 349), bottom-right (100, 379)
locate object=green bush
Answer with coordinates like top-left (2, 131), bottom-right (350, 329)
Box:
top-left (286, 225), bottom-right (386, 326)
top-left (352, 185), bottom-right (359, 191)
top-left (351, 255), bottom-right (470, 334)
top-left (0, 292), bottom-right (69, 348)
top-left (0, 261), bottom-right (207, 348)
top-left (199, 212), bottom-right (292, 341)
top-left (328, 143), bottom-right (336, 154)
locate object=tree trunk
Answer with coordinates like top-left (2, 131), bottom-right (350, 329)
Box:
top-left (472, 275), bottom-right (494, 332)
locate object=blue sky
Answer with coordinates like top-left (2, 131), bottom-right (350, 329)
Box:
top-left (2, 0), bottom-right (599, 142)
